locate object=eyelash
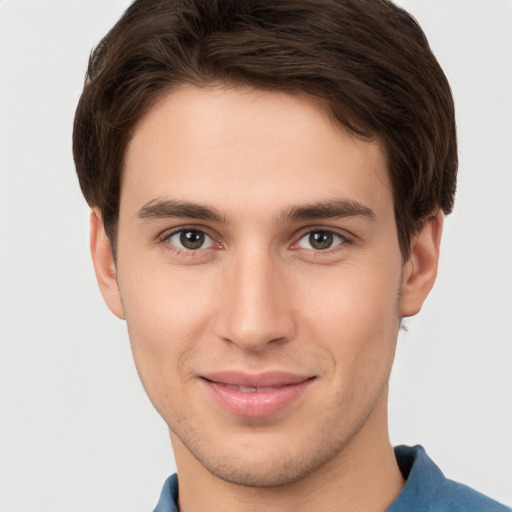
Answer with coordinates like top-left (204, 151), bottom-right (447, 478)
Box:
top-left (293, 228), bottom-right (351, 253)
top-left (158, 227), bottom-right (220, 255)
top-left (157, 226), bottom-right (353, 256)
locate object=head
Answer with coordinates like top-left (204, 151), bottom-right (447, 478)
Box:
top-left (73, 0), bottom-right (456, 490)
top-left (74, 0), bottom-right (456, 261)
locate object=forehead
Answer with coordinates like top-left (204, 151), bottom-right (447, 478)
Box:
top-left (122, 85), bottom-right (392, 220)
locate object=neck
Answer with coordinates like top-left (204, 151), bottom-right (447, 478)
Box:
top-left (171, 389), bottom-right (404, 512)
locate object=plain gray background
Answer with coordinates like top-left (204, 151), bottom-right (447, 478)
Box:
top-left (1, 1), bottom-right (511, 510)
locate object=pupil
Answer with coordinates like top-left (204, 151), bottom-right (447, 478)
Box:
top-left (180, 230), bottom-right (204, 250)
top-left (309, 231), bottom-right (333, 250)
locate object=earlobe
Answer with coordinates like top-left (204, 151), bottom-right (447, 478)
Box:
top-left (89, 208), bottom-right (125, 320)
top-left (399, 211), bottom-right (444, 318)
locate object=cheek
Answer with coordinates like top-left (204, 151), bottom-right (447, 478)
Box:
top-left (300, 262), bottom-right (402, 377)
top-left (119, 250), bottom-right (216, 335)
top-left (118, 261), bottom-right (218, 398)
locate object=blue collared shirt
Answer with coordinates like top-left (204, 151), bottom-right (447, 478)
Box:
top-left (154, 445), bottom-right (509, 511)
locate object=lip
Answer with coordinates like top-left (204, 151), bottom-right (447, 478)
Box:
top-left (200, 371), bottom-right (315, 418)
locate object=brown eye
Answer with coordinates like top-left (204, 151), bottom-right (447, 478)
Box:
top-left (180, 230), bottom-right (205, 249)
top-left (309, 231), bottom-right (333, 250)
top-left (297, 230), bottom-right (345, 251)
top-left (166, 229), bottom-right (214, 251)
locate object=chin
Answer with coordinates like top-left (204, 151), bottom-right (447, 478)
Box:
top-left (193, 447), bottom-right (330, 488)
top-left (171, 415), bottom-right (362, 489)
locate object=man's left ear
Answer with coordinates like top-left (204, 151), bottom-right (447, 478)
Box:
top-left (399, 210), bottom-right (444, 318)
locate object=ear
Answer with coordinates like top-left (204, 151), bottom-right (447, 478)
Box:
top-left (89, 208), bottom-right (125, 319)
top-left (399, 210), bottom-right (444, 318)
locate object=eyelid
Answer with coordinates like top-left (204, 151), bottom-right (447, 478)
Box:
top-left (290, 226), bottom-right (354, 251)
top-left (158, 225), bottom-right (222, 252)
top-left (156, 223), bottom-right (354, 255)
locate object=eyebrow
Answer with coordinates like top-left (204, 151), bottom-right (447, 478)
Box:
top-left (281, 199), bottom-right (376, 223)
top-left (137, 199), bottom-right (227, 223)
top-left (136, 198), bottom-right (376, 224)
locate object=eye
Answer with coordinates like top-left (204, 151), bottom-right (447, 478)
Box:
top-left (165, 229), bottom-right (215, 251)
top-left (297, 230), bottom-right (346, 251)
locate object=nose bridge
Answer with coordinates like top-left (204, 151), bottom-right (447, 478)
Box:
top-left (214, 242), bottom-right (295, 351)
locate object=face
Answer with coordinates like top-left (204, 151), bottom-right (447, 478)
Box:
top-left (93, 85), bottom-right (434, 487)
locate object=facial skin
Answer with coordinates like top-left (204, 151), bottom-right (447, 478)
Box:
top-left (91, 85), bottom-right (442, 512)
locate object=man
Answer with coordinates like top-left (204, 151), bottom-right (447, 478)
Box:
top-left (72, 0), bottom-right (509, 510)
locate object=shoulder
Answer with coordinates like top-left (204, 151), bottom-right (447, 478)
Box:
top-left (436, 477), bottom-right (510, 512)
top-left (389, 445), bottom-right (510, 512)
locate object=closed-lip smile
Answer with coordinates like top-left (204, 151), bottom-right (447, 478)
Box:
top-left (200, 371), bottom-right (315, 418)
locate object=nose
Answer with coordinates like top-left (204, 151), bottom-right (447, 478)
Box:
top-left (213, 245), bottom-right (297, 352)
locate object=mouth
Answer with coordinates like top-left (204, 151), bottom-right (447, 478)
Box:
top-left (200, 371), bottom-right (315, 418)
top-left (220, 384), bottom-right (282, 393)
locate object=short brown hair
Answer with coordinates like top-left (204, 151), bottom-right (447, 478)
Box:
top-left (73, 0), bottom-right (457, 258)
